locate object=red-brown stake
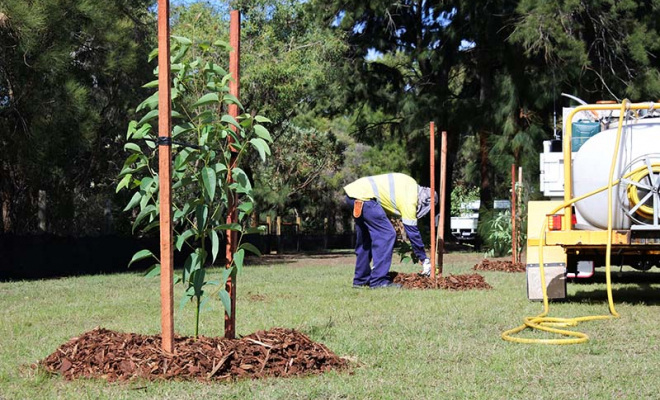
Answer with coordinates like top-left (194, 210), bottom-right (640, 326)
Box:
top-left (224, 10), bottom-right (240, 339)
top-left (429, 122), bottom-right (436, 280)
top-left (511, 164), bottom-right (516, 264)
top-left (157, 0), bottom-right (174, 353)
top-left (438, 130), bottom-right (447, 277)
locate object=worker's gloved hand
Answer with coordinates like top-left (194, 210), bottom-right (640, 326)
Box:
top-left (419, 259), bottom-right (432, 277)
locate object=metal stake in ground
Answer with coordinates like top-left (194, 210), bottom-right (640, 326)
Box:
top-left (224, 10), bottom-right (240, 339)
top-left (157, 0), bottom-right (174, 353)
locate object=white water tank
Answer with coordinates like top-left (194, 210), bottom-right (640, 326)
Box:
top-left (573, 121), bottom-right (660, 229)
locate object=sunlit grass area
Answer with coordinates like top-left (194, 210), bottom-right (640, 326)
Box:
top-left (2, 253), bottom-right (660, 399)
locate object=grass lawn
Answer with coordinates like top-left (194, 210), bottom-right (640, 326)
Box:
top-left (2, 252), bottom-right (660, 399)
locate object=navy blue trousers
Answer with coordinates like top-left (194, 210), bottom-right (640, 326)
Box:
top-left (346, 196), bottom-right (396, 287)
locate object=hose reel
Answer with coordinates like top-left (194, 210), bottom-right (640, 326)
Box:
top-left (620, 156), bottom-right (660, 226)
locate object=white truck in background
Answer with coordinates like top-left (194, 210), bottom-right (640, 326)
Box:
top-left (450, 200), bottom-right (480, 241)
top-left (450, 199), bottom-right (511, 242)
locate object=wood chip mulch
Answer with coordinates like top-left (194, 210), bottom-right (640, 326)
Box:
top-left (473, 259), bottom-right (526, 273)
top-left (40, 327), bottom-right (348, 382)
top-left (389, 271), bottom-right (492, 290)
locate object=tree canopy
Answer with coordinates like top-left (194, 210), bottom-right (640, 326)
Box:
top-left (0, 0), bottom-right (155, 234)
top-left (4, 0), bottom-right (660, 240)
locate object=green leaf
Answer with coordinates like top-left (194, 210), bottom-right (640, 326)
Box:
top-left (172, 122), bottom-right (194, 138)
top-left (133, 205), bottom-right (157, 232)
top-left (137, 91), bottom-right (159, 112)
top-left (201, 167), bottom-right (217, 200)
top-left (237, 202), bottom-right (253, 214)
top-left (123, 192), bottom-right (142, 212)
top-left (175, 229), bottom-right (195, 252)
top-left (214, 162), bottom-right (228, 174)
top-left (196, 204), bottom-right (209, 231)
top-left (216, 223), bottom-right (242, 231)
top-left (239, 242), bottom-right (262, 257)
top-left (142, 219), bottom-right (160, 233)
top-left (179, 290), bottom-right (193, 310)
top-left (221, 267), bottom-right (233, 286)
top-left (142, 79), bottom-right (159, 88)
top-left (132, 123), bottom-right (152, 140)
top-left (222, 93), bottom-right (244, 110)
top-left (254, 115), bottom-right (272, 124)
top-left (233, 248), bottom-right (245, 273)
top-left (191, 268), bottom-right (206, 295)
top-left (183, 250), bottom-right (204, 282)
top-left (174, 148), bottom-right (195, 171)
top-left (245, 226), bottom-right (266, 234)
top-left (213, 39), bottom-right (231, 50)
top-left (116, 174), bottom-right (132, 193)
top-left (204, 61), bottom-right (228, 77)
top-left (144, 263), bottom-right (161, 278)
top-left (148, 48), bottom-right (158, 62)
top-left (137, 109), bottom-right (159, 126)
top-left (192, 93), bottom-right (220, 108)
top-left (231, 168), bottom-right (252, 194)
top-left (221, 115), bottom-right (241, 130)
top-left (211, 229), bottom-right (219, 264)
top-left (139, 176), bottom-right (155, 192)
top-left (128, 249), bottom-right (157, 268)
top-left (254, 124), bottom-right (272, 142)
top-left (218, 289), bottom-right (232, 317)
top-left (250, 138), bottom-right (270, 162)
top-left (172, 35), bottom-right (193, 45)
top-left (127, 121), bottom-right (137, 139)
top-left (206, 82), bottom-right (229, 92)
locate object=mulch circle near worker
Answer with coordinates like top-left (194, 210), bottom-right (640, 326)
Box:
top-left (344, 173), bottom-right (437, 289)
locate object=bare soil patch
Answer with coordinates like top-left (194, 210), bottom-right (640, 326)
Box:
top-left (473, 259), bottom-right (526, 273)
top-left (41, 327), bottom-right (347, 382)
top-left (389, 271), bottom-right (492, 290)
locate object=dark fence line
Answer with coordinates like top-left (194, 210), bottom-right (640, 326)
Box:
top-left (0, 232), bottom-right (355, 281)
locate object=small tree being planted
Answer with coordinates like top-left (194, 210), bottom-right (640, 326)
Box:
top-left (40, 33), bottom-right (348, 383)
top-left (118, 35), bottom-right (270, 338)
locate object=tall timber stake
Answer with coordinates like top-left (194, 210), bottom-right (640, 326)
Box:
top-left (225, 10), bottom-right (240, 339)
top-left (157, 0), bottom-right (174, 353)
top-left (429, 122), bottom-right (437, 280)
top-left (511, 164), bottom-right (517, 263)
top-left (438, 130), bottom-right (447, 277)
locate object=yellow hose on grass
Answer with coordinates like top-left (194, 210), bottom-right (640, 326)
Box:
top-left (502, 100), bottom-right (632, 345)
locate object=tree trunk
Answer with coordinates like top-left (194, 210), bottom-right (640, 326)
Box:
top-left (2, 197), bottom-right (11, 233)
top-left (38, 190), bottom-right (47, 233)
top-left (478, 128), bottom-right (493, 209)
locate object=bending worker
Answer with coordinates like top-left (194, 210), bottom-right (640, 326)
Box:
top-left (344, 173), bottom-right (437, 288)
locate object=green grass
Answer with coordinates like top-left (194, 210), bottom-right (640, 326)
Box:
top-left (2, 254), bottom-right (660, 399)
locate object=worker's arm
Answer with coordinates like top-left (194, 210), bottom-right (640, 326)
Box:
top-left (403, 224), bottom-right (427, 261)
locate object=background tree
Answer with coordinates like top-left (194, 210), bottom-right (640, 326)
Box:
top-left (0, 0), bottom-right (155, 234)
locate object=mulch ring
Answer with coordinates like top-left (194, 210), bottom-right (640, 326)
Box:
top-left (389, 271), bottom-right (492, 290)
top-left (473, 259), bottom-right (526, 273)
top-left (41, 327), bottom-right (348, 382)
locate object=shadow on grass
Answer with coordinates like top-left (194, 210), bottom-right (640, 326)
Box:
top-left (570, 271), bottom-right (660, 305)
top-left (245, 250), bottom-right (355, 267)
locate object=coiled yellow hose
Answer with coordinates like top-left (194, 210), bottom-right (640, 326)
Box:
top-left (502, 100), bottom-right (632, 345)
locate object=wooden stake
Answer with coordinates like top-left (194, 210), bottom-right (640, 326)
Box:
top-left (429, 122), bottom-right (436, 279)
top-left (224, 10), bottom-right (240, 340)
top-left (511, 164), bottom-right (517, 264)
top-left (437, 131), bottom-right (447, 277)
top-left (157, 0), bottom-right (174, 353)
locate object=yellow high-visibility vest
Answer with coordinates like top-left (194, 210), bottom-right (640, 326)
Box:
top-left (344, 173), bottom-right (419, 226)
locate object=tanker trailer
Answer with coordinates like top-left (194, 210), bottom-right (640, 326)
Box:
top-left (526, 100), bottom-right (660, 300)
